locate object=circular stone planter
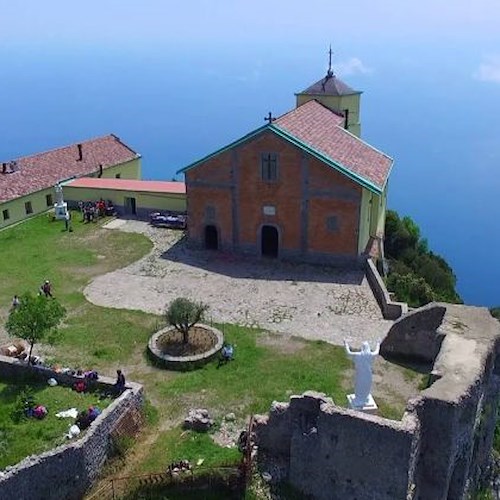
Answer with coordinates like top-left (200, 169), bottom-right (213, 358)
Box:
top-left (148, 323), bottom-right (224, 371)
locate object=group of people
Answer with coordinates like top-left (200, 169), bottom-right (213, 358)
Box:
top-left (166, 459), bottom-right (192, 474)
top-left (22, 394), bottom-right (48, 420)
top-left (76, 406), bottom-right (101, 430)
top-left (78, 199), bottom-right (115, 223)
top-left (73, 369), bottom-right (126, 398)
top-left (10, 280), bottom-right (53, 310)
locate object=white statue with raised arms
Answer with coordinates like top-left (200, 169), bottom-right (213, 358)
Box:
top-left (344, 339), bottom-right (380, 412)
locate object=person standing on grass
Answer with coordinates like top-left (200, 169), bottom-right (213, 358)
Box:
top-left (42, 280), bottom-right (53, 298)
top-left (64, 210), bottom-right (70, 231)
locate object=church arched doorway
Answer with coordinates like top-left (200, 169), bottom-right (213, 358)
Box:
top-left (204, 225), bottom-right (218, 250)
top-left (261, 225), bottom-right (279, 258)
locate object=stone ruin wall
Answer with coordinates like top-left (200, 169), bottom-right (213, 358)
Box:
top-left (0, 356), bottom-right (144, 500)
top-left (254, 304), bottom-right (500, 500)
top-left (255, 392), bottom-right (419, 500)
top-left (410, 344), bottom-right (500, 499)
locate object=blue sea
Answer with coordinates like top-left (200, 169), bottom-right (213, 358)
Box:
top-left (1, 42), bottom-right (498, 307)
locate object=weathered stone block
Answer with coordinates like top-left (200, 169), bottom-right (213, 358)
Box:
top-left (381, 303), bottom-right (446, 363)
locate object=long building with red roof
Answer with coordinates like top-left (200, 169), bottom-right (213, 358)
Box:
top-left (0, 134), bottom-right (142, 228)
top-left (62, 177), bottom-right (186, 217)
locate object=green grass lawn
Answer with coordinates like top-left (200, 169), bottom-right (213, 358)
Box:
top-left (136, 326), bottom-right (352, 474)
top-left (0, 213), bottom-right (159, 370)
top-left (0, 382), bottom-right (110, 469)
top-left (0, 214), bottom-right (412, 480)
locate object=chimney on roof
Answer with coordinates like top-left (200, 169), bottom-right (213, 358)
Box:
top-left (77, 144), bottom-right (83, 161)
top-left (343, 109), bottom-right (349, 130)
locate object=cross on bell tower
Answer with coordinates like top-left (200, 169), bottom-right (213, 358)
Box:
top-left (327, 45), bottom-right (334, 78)
top-left (294, 45), bottom-right (362, 137)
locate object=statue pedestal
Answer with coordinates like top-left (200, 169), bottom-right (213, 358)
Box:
top-left (347, 394), bottom-right (378, 415)
top-left (54, 202), bottom-right (68, 220)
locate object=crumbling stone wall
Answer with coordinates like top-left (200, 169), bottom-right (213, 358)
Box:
top-left (254, 304), bottom-right (500, 500)
top-left (255, 392), bottom-right (419, 500)
top-left (410, 326), bottom-right (500, 499)
top-left (365, 258), bottom-right (407, 320)
top-left (0, 356), bottom-right (144, 500)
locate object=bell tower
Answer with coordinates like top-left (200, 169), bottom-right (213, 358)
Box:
top-left (295, 47), bottom-right (362, 137)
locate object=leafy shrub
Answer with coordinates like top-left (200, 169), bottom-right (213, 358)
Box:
top-left (10, 387), bottom-right (35, 424)
top-left (111, 434), bottom-right (135, 458)
top-left (384, 210), bottom-right (461, 307)
top-left (490, 308), bottom-right (500, 322)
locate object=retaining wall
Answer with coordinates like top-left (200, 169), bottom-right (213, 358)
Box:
top-left (148, 324), bottom-right (224, 370)
top-left (0, 356), bottom-right (144, 500)
top-left (365, 258), bottom-right (407, 320)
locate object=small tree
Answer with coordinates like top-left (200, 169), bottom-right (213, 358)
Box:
top-left (166, 298), bottom-right (208, 344)
top-left (6, 293), bottom-right (66, 363)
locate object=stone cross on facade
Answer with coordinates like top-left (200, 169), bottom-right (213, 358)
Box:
top-left (264, 112), bottom-right (275, 124)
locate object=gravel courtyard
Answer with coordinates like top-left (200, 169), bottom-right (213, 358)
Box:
top-left (84, 220), bottom-right (393, 345)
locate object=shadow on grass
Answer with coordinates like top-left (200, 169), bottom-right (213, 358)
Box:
top-left (381, 354), bottom-right (433, 375)
top-left (0, 378), bottom-right (71, 405)
top-left (122, 468), bottom-right (245, 500)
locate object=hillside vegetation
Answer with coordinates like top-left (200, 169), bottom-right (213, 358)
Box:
top-left (491, 308), bottom-right (500, 322)
top-left (384, 210), bottom-right (462, 308)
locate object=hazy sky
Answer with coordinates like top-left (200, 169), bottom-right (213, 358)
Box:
top-left (3, 0), bottom-right (500, 90)
top-left (1, 1), bottom-right (499, 305)
top-left (2, 0), bottom-right (499, 48)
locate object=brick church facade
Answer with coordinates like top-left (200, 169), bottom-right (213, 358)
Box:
top-left (178, 65), bottom-right (393, 265)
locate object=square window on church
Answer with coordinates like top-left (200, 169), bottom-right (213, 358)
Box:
top-left (326, 216), bottom-right (339, 232)
top-left (205, 205), bottom-right (216, 220)
top-left (261, 153), bottom-right (278, 182)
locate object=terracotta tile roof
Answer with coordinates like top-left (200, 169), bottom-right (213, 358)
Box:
top-left (65, 178), bottom-right (186, 194)
top-left (0, 134), bottom-right (139, 203)
top-left (274, 100), bottom-right (392, 190)
top-left (298, 75), bottom-right (360, 97)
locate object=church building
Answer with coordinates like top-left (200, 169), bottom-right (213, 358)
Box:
top-left (178, 56), bottom-right (393, 265)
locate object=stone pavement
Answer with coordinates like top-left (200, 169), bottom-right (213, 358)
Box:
top-left (84, 220), bottom-right (393, 345)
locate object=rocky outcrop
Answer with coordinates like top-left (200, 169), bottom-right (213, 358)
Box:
top-left (380, 303), bottom-right (446, 363)
top-left (183, 408), bottom-right (214, 432)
